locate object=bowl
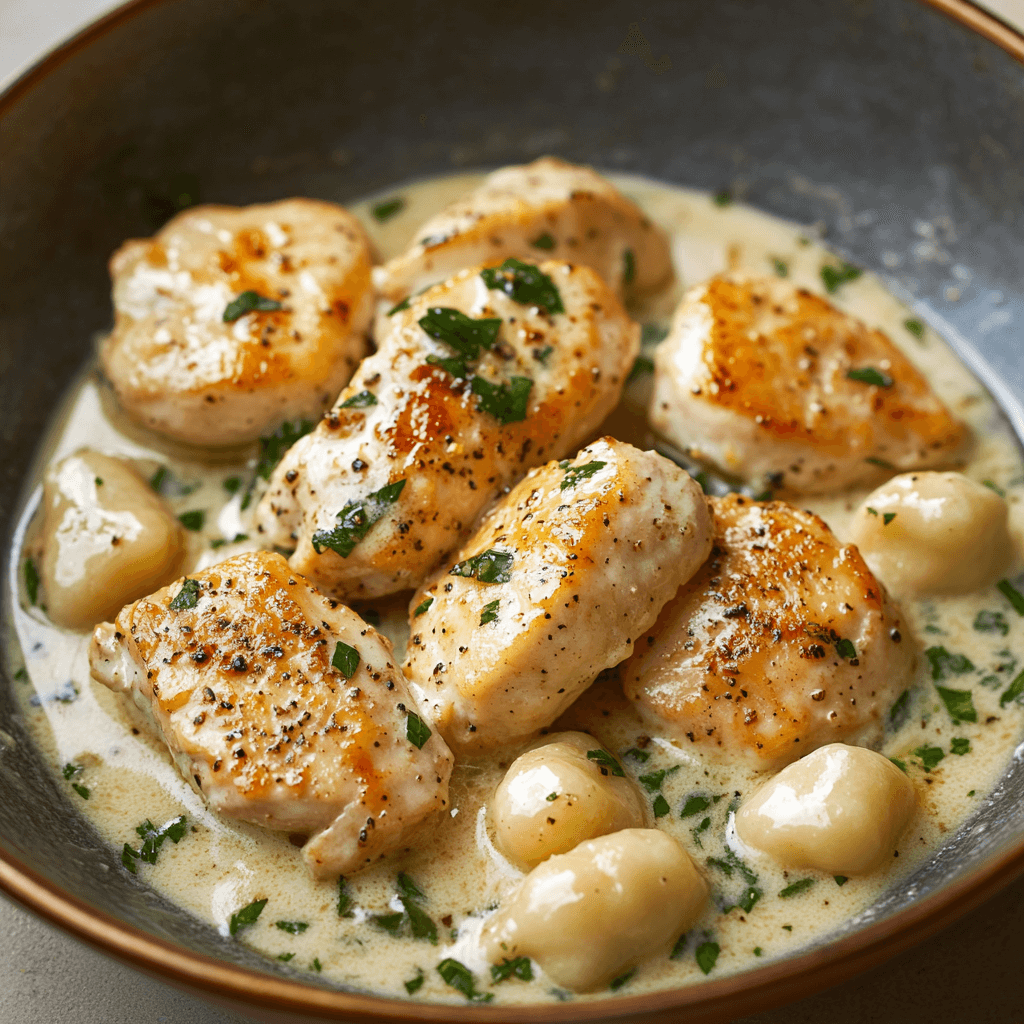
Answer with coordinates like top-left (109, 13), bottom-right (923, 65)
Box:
top-left (1, 1), bottom-right (1023, 1021)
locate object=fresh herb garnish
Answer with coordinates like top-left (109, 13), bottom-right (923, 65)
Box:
top-left (904, 318), bottom-right (925, 339)
top-left (610, 967), bottom-right (636, 991)
top-left (935, 685), bottom-right (977, 724)
top-left (310, 958), bottom-right (322, 973)
top-left (178, 510), bottom-right (205, 531)
top-left (586, 749), bottom-right (625, 777)
top-left (479, 599), bottom-right (500, 626)
top-left (404, 970), bottom-right (425, 995)
top-left (337, 876), bottom-right (354, 918)
top-left (713, 189), bottom-right (732, 207)
top-left (24, 559), bottom-right (39, 605)
top-left (846, 367), bottom-right (894, 388)
top-left (925, 646), bottom-right (974, 680)
top-left (883, 512), bottom-right (897, 525)
top-left (406, 712), bottom-right (432, 749)
top-left (706, 849), bottom-right (758, 886)
top-left (277, 952), bottom-right (295, 962)
top-left (62, 763), bottom-right (82, 780)
top-left (982, 479), bottom-right (1006, 497)
top-left (470, 374), bottom-right (533, 424)
top-left (652, 794), bottom-right (670, 818)
top-left (681, 795), bottom-right (711, 818)
top-left (950, 738), bottom-right (971, 756)
top-left (627, 355), bottom-right (655, 383)
top-left (340, 390), bottom-right (378, 409)
top-left (999, 669), bottom-right (1024, 708)
top-left (332, 642), bottom-right (360, 678)
top-left (169, 578), bottom-right (201, 611)
top-left (670, 932), bottom-right (689, 959)
top-left (546, 792), bottom-right (558, 801)
top-left (638, 766), bottom-right (679, 793)
top-left (625, 747), bottom-right (651, 762)
top-left (437, 958), bottom-right (493, 1002)
top-left (210, 533), bottom-right (248, 549)
top-left (413, 597), bottom-right (433, 617)
top-left (834, 876), bottom-right (848, 886)
top-left (695, 940), bottom-right (720, 974)
top-left (491, 956), bottom-right (533, 983)
top-left (419, 307), bottom-right (502, 369)
top-left (388, 297), bottom-right (411, 316)
top-left (997, 579), bottom-right (1024, 616)
top-left (805, 624), bottom-right (857, 661)
top-left (223, 476), bottom-right (242, 494)
top-left (641, 322), bottom-right (669, 346)
top-left (723, 886), bottom-right (761, 914)
top-left (122, 816), bottom-right (188, 871)
top-left (530, 232), bottom-right (556, 250)
top-left (821, 262), bottom-right (861, 293)
top-left (223, 291), bottom-right (282, 322)
top-left (914, 745), bottom-right (945, 771)
top-left (889, 690), bottom-right (910, 725)
top-left (771, 257), bottom-right (789, 277)
top-left (72, 783), bottom-right (90, 799)
top-left (866, 456), bottom-right (895, 469)
top-left (255, 419), bottom-right (314, 483)
top-left (371, 196), bottom-right (405, 221)
top-left (311, 479), bottom-right (406, 558)
top-left (449, 549), bottom-right (513, 584)
top-left (779, 878), bottom-right (815, 898)
top-left (480, 258), bottom-right (564, 313)
top-left (275, 920), bottom-right (308, 935)
top-left (395, 873), bottom-right (437, 943)
top-left (622, 248), bottom-right (636, 286)
top-left (533, 344), bottom-right (554, 363)
top-left (371, 912), bottom-right (404, 934)
top-left (890, 757), bottom-right (908, 773)
top-left (560, 460), bottom-right (607, 491)
top-left (834, 637), bottom-right (857, 660)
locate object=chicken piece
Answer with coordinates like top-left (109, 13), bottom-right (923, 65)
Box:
top-left (88, 551), bottom-right (452, 879)
top-left (650, 274), bottom-right (967, 493)
top-left (255, 260), bottom-right (639, 601)
top-left (404, 438), bottom-right (713, 751)
top-left (622, 494), bottom-right (914, 768)
top-left (373, 156), bottom-right (673, 306)
top-left (101, 199), bottom-right (374, 446)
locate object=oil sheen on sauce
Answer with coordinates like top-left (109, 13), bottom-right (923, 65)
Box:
top-left (6, 172), bottom-right (1024, 1006)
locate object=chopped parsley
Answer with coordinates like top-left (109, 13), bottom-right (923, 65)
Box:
top-left (999, 669), bottom-right (1024, 708)
top-left (627, 355), bottom-right (655, 383)
top-left (889, 689), bottom-right (910, 725)
top-left (413, 597), bottom-right (433, 617)
top-left (997, 578), bottom-right (1024, 616)
top-left (123, 816), bottom-right (188, 872)
top-left (533, 344), bottom-right (554, 363)
top-left (866, 456), bottom-right (895, 469)
top-left (371, 912), bottom-right (403, 934)
top-left (652, 794), bottom-right (670, 818)
top-left (586, 749), bottom-right (625, 777)
top-left (779, 878), bottom-right (815, 898)
top-left (820, 262), bottom-right (862, 293)
top-left (670, 932), bottom-right (690, 959)
top-left (337, 876), bottom-right (354, 918)
top-left (641, 323), bottom-right (669, 346)
top-left (834, 876), bottom-right (848, 886)
top-left (406, 712), bottom-right (432, 749)
top-left (72, 783), bottom-right (90, 800)
top-left (883, 512), bottom-right (897, 525)
top-left (625, 747), bottom-right (651, 763)
top-left (846, 367), bottom-right (894, 388)
top-left (64, 764), bottom-right (90, 799)
top-left (62, 763), bottom-right (82, 780)
top-left (935, 685), bottom-right (977, 724)
top-left (210, 533), bottom-right (248, 549)
top-left (925, 645), bottom-right (974, 680)
top-left (169, 578), bottom-right (201, 611)
top-left (491, 956), bottom-right (533, 983)
top-left (724, 886), bottom-right (761, 915)
top-left (713, 189), bottom-right (732, 206)
top-left (546, 792), bottom-right (558, 801)
top-left (983, 479), bottom-right (1006, 497)
top-left (479, 599), bottom-right (500, 626)
top-left (331, 642), bottom-right (359, 678)
top-left (680, 795), bottom-right (711, 818)
top-left (277, 952), bottom-right (295, 962)
top-left (530, 232), bottom-right (556, 250)
top-left (437, 958), bottom-right (493, 1002)
top-left (311, 479), bottom-right (406, 558)
top-left (23, 559), bottom-right (39, 605)
top-left (950, 738), bottom-right (971, 756)
top-left (449, 549), bottom-right (513, 584)
top-left (638, 766), bottom-right (679, 793)
top-left (275, 921), bottom-right (308, 935)
top-left (622, 248), bottom-right (636, 286)
top-left (560, 460), bottom-right (607, 490)
top-left (371, 196), bottom-right (405, 221)
top-left (610, 967), bottom-right (636, 991)
top-left (890, 757), bottom-right (908, 773)
top-left (805, 624), bottom-right (857, 661)
top-left (418, 307), bottom-right (502, 374)
top-left (388, 297), bottom-right (411, 315)
top-left (254, 419), bottom-right (314, 483)
top-left (480, 258), bottom-right (564, 313)
top-left (771, 257), bottom-right (789, 277)
top-left (178, 510), bottom-right (205, 531)
top-left (310, 958), bottom-right (322, 973)
top-left (695, 940), bottom-right (720, 974)
top-left (223, 476), bottom-right (242, 494)
top-left (470, 374), bottom-right (533, 424)
top-left (914, 745), bottom-right (945, 771)
top-left (404, 970), bottom-right (425, 994)
top-left (904, 318), bottom-right (925, 339)
top-left (706, 849), bottom-right (758, 886)
top-left (393, 873), bottom-right (437, 943)
top-left (223, 291), bottom-right (282, 322)
top-left (339, 390), bottom-right (378, 409)
top-left (835, 637), bottom-right (858, 660)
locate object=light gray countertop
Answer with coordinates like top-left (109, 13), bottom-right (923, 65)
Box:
top-left (2, 3), bottom-right (1023, 1022)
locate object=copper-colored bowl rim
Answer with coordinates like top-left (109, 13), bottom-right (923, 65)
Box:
top-left (2, 1), bottom-right (1024, 1021)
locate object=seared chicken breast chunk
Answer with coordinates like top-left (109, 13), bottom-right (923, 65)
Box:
top-left (373, 157), bottom-right (673, 305)
top-left (89, 552), bottom-right (452, 879)
top-left (622, 494), bottom-right (914, 767)
top-left (256, 259), bottom-right (639, 600)
top-left (404, 439), bottom-right (713, 751)
top-left (102, 199), bottom-right (374, 446)
top-left (651, 274), bottom-right (967, 493)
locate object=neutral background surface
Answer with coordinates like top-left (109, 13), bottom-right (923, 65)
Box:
top-left (2, 2), bottom-right (1023, 1022)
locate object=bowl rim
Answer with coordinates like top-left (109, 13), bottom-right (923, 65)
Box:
top-left (2, 0), bottom-right (1024, 1020)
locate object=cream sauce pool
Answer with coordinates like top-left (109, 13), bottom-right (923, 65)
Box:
top-left (6, 172), bottom-right (1024, 1006)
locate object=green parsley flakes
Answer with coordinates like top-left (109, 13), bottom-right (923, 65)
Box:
top-left (418, 306), bottom-right (502, 368)
top-left (223, 291), bottom-right (282, 322)
top-left (846, 367), bottom-right (894, 388)
top-left (339, 390), bottom-right (378, 409)
top-left (622, 248), bottom-right (636, 286)
top-left (695, 940), bottom-right (720, 974)
top-left (371, 196), bottom-right (405, 221)
top-left (491, 956), bottom-right (533, 983)
top-left (479, 599), bottom-right (500, 626)
top-left (169, 578), bottom-right (201, 611)
top-left (999, 669), bottom-right (1024, 708)
top-left (997, 578), bottom-right (1024, 616)
top-left (23, 558), bottom-right (39, 605)
top-left (437, 958), bottom-right (492, 1002)
top-left (404, 970), bottom-right (425, 994)
top-left (680, 795), bottom-right (711, 818)
top-left (530, 232), bottom-right (556, 250)
top-left (449, 549), bottom-right (513, 584)
top-left (713, 189), bottom-right (732, 206)
top-left (903, 318), bottom-right (925, 339)
top-left (935, 685), bottom-right (977, 724)
top-left (470, 374), bottom-right (533, 424)
top-left (779, 878), bottom-right (815, 898)
top-left (925, 645), bottom-right (974, 680)
top-left (178, 509), bottom-right (205, 531)
top-left (914, 745), bottom-right (945, 771)
top-left (820, 262), bottom-right (862, 293)
top-left (413, 597), bottom-right (434, 617)
top-left (311, 479), bottom-right (406, 558)
top-left (950, 738), bottom-right (971, 756)
top-left (275, 920), bottom-right (308, 934)
top-left (122, 815), bottom-right (188, 873)
top-left (560, 459), bottom-right (607, 490)
top-left (229, 898), bottom-right (268, 935)
top-left (406, 712), bottom-right (432, 749)
top-left (771, 257), bottom-right (789, 277)
top-left (480, 258), bottom-right (564, 313)
top-left (627, 355), bottom-right (655, 383)
top-left (332, 642), bottom-right (359, 678)
top-left (586, 748), bottom-right (625, 777)
top-left (254, 419), bottom-right (314, 483)
top-left (337, 876), bottom-right (354, 918)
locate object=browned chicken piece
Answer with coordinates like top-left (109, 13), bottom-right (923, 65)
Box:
top-left (650, 274), bottom-right (967, 493)
top-left (255, 259), bottom-right (639, 601)
top-left (621, 494), bottom-right (914, 768)
top-left (88, 551), bottom-right (452, 879)
top-left (101, 199), bottom-right (374, 446)
top-left (404, 439), bottom-right (713, 752)
top-left (373, 156), bottom-right (673, 305)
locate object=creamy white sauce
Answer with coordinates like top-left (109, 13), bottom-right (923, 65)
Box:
top-left (6, 172), bottom-right (1024, 1006)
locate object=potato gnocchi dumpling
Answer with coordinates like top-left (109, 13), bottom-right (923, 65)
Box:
top-left (491, 731), bottom-right (647, 869)
top-left (849, 471), bottom-right (1016, 597)
top-left (37, 449), bottom-right (184, 630)
top-left (735, 743), bottom-right (916, 875)
top-left (480, 828), bottom-right (708, 991)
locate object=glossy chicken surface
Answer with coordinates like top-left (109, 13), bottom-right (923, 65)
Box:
top-left (89, 552), bottom-right (453, 878)
top-left (102, 199), bottom-right (373, 446)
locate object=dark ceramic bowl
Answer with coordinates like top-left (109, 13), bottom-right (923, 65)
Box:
top-left (1, 2), bottom-right (1022, 1021)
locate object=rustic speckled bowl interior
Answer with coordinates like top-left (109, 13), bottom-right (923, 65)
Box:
top-left (1, 1), bottom-right (1022, 1021)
